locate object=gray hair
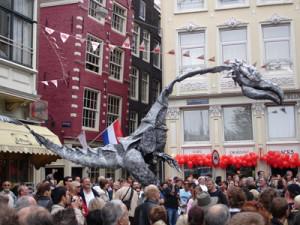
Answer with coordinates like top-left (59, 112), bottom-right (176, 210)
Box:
top-left (101, 200), bottom-right (125, 225)
top-left (15, 196), bottom-right (36, 211)
top-left (204, 204), bottom-right (230, 225)
top-left (229, 212), bottom-right (265, 225)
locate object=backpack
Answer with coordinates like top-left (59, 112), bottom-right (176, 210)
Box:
top-left (121, 187), bottom-right (134, 210)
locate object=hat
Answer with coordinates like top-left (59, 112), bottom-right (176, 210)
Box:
top-left (194, 192), bottom-right (218, 210)
top-left (287, 184), bottom-right (300, 197)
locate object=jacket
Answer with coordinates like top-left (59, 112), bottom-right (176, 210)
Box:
top-left (36, 196), bottom-right (53, 211)
top-left (133, 199), bottom-right (158, 225)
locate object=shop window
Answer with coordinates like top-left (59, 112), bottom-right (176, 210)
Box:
top-left (223, 105), bottom-right (253, 141)
top-left (183, 109), bottom-right (209, 142)
top-left (267, 106), bottom-right (295, 139)
top-left (184, 166), bottom-right (212, 178)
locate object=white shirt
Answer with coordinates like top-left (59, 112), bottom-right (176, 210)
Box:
top-left (83, 190), bottom-right (95, 207)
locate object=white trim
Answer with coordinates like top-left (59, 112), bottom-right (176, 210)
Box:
top-left (72, 95), bottom-right (78, 99)
top-left (70, 113), bottom-right (77, 117)
top-left (71, 104), bottom-right (78, 108)
top-left (0, 58), bottom-right (38, 74)
top-left (142, 30), bottom-right (151, 63)
top-left (107, 94), bottom-right (122, 126)
top-left (215, 0), bottom-right (250, 10)
top-left (40, 0), bottom-right (83, 7)
top-left (85, 33), bottom-right (104, 75)
top-left (72, 86), bottom-right (80, 90)
top-left (256, 0), bottom-right (293, 6)
top-left (132, 23), bottom-right (140, 57)
top-left (109, 48), bottom-right (124, 82)
top-left (72, 77), bottom-right (80, 81)
top-left (129, 67), bottom-right (139, 101)
top-left (174, 0), bottom-right (207, 14)
top-left (74, 51), bottom-right (82, 56)
top-left (111, 2), bottom-right (127, 36)
top-left (141, 72), bottom-right (149, 104)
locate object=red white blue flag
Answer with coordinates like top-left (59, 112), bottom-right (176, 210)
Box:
top-left (101, 119), bottom-right (123, 145)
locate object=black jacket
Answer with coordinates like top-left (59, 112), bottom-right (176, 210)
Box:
top-left (133, 200), bottom-right (158, 225)
top-left (79, 188), bottom-right (100, 206)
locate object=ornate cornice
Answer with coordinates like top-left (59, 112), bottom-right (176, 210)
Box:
top-left (263, 13), bottom-right (290, 24)
top-left (209, 105), bottom-right (222, 117)
top-left (178, 22), bottom-right (203, 32)
top-left (252, 102), bottom-right (265, 117)
top-left (166, 107), bottom-right (180, 120)
top-left (219, 17), bottom-right (247, 28)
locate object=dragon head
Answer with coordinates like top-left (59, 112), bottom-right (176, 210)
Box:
top-left (229, 60), bottom-right (284, 105)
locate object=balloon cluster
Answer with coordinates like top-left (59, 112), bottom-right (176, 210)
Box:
top-left (175, 152), bottom-right (258, 169)
top-left (260, 151), bottom-right (300, 168)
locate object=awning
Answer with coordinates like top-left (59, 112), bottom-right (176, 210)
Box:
top-left (0, 121), bottom-right (61, 168)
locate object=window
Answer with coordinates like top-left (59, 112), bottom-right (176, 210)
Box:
top-left (153, 40), bottom-right (161, 69)
top-left (89, 0), bottom-right (105, 22)
top-left (152, 80), bottom-right (160, 103)
top-left (216, 0), bottom-right (248, 8)
top-left (109, 48), bottom-right (124, 81)
top-left (129, 67), bottom-right (139, 100)
top-left (220, 27), bottom-right (247, 63)
top-left (85, 34), bottom-right (103, 73)
top-left (257, 0), bottom-right (292, 5)
top-left (141, 72), bottom-right (149, 103)
top-left (142, 30), bottom-right (150, 62)
top-left (107, 95), bottom-right (121, 126)
top-left (0, 0), bottom-right (34, 67)
top-left (179, 31), bottom-right (205, 73)
top-left (129, 111), bottom-right (138, 134)
top-left (112, 3), bottom-right (127, 34)
top-left (183, 110), bottom-right (209, 142)
top-left (267, 106), bottom-right (295, 139)
top-left (177, 0), bottom-right (205, 11)
top-left (132, 23), bottom-right (140, 57)
top-left (262, 23), bottom-right (292, 70)
top-left (139, 0), bottom-right (146, 20)
top-left (223, 106), bottom-right (253, 141)
top-left (82, 88), bottom-right (100, 129)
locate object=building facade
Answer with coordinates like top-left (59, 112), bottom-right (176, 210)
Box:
top-left (38, 0), bottom-right (133, 182)
top-left (161, 0), bottom-right (300, 179)
top-left (129, 0), bottom-right (162, 177)
top-left (0, 0), bottom-right (61, 186)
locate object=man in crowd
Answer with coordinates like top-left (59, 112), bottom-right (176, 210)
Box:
top-left (229, 212), bottom-right (265, 225)
top-left (0, 181), bottom-right (16, 207)
top-left (51, 186), bottom-right (70, 214)
top-left (17, 185), bottom-right (29, 198)
top-left (15, 196), bottom-right (37, 211)
top-left (206, 177), bottom-right (228, 205)
top-left (18, 206), bottom-right (54, 225)
top-left (102, 200), bottom-right (129, 225)
top-left (93, 176), bottom-right (110, 202)
top-left (270, 197), bottom-right (289, 225)
top-left (79, 177), bottom-right (99, 214)
top-left (63, 176), bottom-right (73, 190)
top-left (204, 204), bottom-right (230, 225)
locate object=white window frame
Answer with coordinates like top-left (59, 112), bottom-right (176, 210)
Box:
top-left (178, 30), bottom-right (206, 74)
top-left (139, 0), bottom-right (146, 20)
top-left (152, 79), bottom-right (161, 103)
top-left (219, 27), bottom-right (248, 64)
top-left (82, 88), bottom-right (100, 131)
top-left (107, 95), bottom-right (122, 127)
top-left (109, 47), bottom-right (124, 82)
top-left (223, 105), bottom-right (254, 142)
top-left (141, 72), bottom-right (149, 104)
top-left (129, 67), bottom-right (139, 101)
top-left (261, 23), bottom-right (292, 72)
top-left (111, 3), bottom-right (127, 35)
top-left (257, 0), bottom-right (293, 6)
top-left (132, 23), bottom-right (140, 57)
top-left (215, 0), bottom-right (249, 9)
top-left (182, 109), bottom-right (210, 143)
top-left (153, 40), bottom-right (161, 69)
top-left (142, 30), bottom-right (151, 62)
top-left (85, 34), bottom-right (103, 74)
top-left (266, 105), bottom-right (296, 141)
top-left (88, 0), bottom-right (106, 23)
top-left (175, 0), bottom-right (207, 13)
top-left (129, 111), bottom-right (138, 134)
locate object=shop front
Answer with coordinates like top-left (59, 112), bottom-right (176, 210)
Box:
top-left (0, 121), bottom-right (61, 185)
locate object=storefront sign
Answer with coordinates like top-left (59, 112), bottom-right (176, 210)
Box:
top-left (225, 146), bottom-right (254, 156)
top-left (182, 147), bottom-right (211, 154)
top-left (267, 144), bottom-right (300, 155)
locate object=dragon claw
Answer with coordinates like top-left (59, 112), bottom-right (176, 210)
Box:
top-left (154, 152), bottom-right (181, 172)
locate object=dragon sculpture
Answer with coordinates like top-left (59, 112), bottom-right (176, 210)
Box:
top-left (0, 60), bottom-right (284, 185)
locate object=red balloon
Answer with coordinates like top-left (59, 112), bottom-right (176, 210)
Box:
top-left (187, 161), bottom-right (193, 169)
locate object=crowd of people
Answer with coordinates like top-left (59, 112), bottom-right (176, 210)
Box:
top-left (0, 170), bottom-right (300, 225)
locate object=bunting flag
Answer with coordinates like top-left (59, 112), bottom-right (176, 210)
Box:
top-left (208, 56), bottom-right (215, 62)
top-left (45, 27), bottom-right (55, 35)
top-left (109, 44), bottom-right (117, 52)
top-left (139, 41), bottom-right (145, 52)
top-left (91, 41), bottom-right (100, 51)
top-left (183, 50), bottom-right (190, 57)
top-left (167, 49), bottom-right (175, 55)
top-left (51, 80), bottom-right (58, 87)
top-left (77, 130), bottom-right (89, 151)
top-left (152, 44), bottom-right (161, 54)
top-left (122, 37), bottom-right (131, 49)
top-left (197, 55), bottom-right (205, 60)
top-left (41, 81), bottom-right (49, 86)
top-left (60, 32), bottom-right (70, 43)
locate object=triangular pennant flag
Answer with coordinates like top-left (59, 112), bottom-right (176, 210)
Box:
top-left (139, 41), bottom-right (145, 52)
top-left (197, 55), bottom-right (205, 60)
top-left (109, 44), bottom-right (117, 52)
top-left (122, 37), bottom-right (131, 49)
top-left (208, 56), bottom-right (215, 62)
top-left (51, 80), bottom-right (58, 87)
top-left (45, 27), bottom-right (55, 35)
top-left (91, 41), bottom-right (100, 51)
top-left (41, 81), bottom-right (49, 86)
top-left (167, 49), bottom-right (175, 55)
top-left (183, 50), bottom-right (190, 57)
top-left (60, 32), bottom-right (70, 43)
top-left (152, 44), bottom-right (161, 54)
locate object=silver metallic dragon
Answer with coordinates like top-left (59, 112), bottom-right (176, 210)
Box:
top-left (0, 61), bottom-right (284, 185)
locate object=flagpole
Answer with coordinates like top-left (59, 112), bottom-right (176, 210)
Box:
top-left (88, 119), bottom-right (118, 145)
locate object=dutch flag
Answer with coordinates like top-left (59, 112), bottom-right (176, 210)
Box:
top-left (101, 119), bottom-right (123, 145)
